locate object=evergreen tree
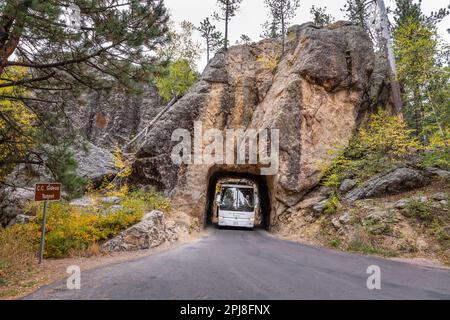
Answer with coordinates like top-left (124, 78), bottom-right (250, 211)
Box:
top-left (0, 1), bottom-right (170, 187)
top-left (213, 0), bottom-right (243, 50)
top-left (342, 0), bottom-right (372, 30)
top-left (261, 19), bottom-right (281, 39)
top-left (238, 34), bottom-right (252, 45)
top-left (342, 0), bottom-right (382, 46)
top-left (263, 0), bottom-right (300, 52)
top-left (393, 1), bottom-right (450, 143)
top-left (394, 0), bottom-right (449, 28)
top-left (197, 18), bottom-right (224, 63)
top-left (0, 1), bottom-right (170, 91)
top-left (310, 5), bottom-right (334, 27)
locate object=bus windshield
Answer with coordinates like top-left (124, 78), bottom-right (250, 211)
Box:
top-left (219, 187), bottom-right (255, 212)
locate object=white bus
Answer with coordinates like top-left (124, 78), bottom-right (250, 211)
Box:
top-left (216, 184), bottom-right (257, 229)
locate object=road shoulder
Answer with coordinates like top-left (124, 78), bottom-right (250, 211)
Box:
top-left (1, 231), bottom-right (208, 300)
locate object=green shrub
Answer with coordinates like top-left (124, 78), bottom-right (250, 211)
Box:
top-left (323, 194), bottom-right (340, 215)
top-left (127, 189), bottom-right (172, 213)
top-left (435, 226), bottom-right (450, 249)
top-left (404, 198), bottom-right (433, 223)
top-left (156, 59), bottom-right (197, 102)
top-left (420, 147), bottom-right (450, 170)
top-left (329, 238), bottom-right (341, 248)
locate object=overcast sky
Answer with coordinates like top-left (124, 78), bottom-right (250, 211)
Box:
top-left (164, 0), bottom-right (450, 72)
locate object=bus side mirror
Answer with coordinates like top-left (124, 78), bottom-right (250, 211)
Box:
top-left (254, 196), bottom-right (259, 207)
top-left (216, 194), bottom-right (221, 204)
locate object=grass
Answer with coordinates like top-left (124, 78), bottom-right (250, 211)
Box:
top-left (329, 238), bottom-right (341, 248)
top-left (346, 227), bottom-right (397, 258)
top-left (0, 224), bottom-right (37, 286)
top-left (347, 241), bottom-right (398, 257)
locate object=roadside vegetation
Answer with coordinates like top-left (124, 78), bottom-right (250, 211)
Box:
top-left (0, 189), bottom-right (171, 294)
top-left (315, 0), bottom-right (450, 264)
top-left (317, 108), bottom-right (449, 264)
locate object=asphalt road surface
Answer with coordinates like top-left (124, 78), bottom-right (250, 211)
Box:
top-left (25, 228), bottom-right (450, 300)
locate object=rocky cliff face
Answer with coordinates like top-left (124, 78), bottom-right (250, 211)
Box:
top-left (67, 84), bottom-right (165, 150)
top-left (132, 21), bottom-right (392, 228)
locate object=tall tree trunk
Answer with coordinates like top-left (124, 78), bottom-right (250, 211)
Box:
top-left (206, 36), bottom-right (210, 62)
top-left (224, 0), bottom-right (229, 50)
top-left (413, 88), bottom-right (424, 141)
top-left (281, 16), bottom-right (285, 52)
top-left (377, 0), bottom-right (404, 116)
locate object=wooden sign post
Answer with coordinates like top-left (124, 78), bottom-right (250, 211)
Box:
top-left (34, 183), bottom-right (62, 264)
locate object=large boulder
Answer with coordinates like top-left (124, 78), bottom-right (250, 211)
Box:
top-left (131, 22), bottom-right (392, 228)
top-left (344, 167), bottom-right (432, 203)
top-left (0, 187), bottom-right (35, 227)
top-left (70, 141), bottom-right (118, 183)
top-left (102, 211), bottom-right (177, 252)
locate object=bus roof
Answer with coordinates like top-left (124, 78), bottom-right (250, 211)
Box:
top-left (221, 184), bottom-right (254, 189)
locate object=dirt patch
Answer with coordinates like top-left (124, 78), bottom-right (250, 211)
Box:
top-left (0, 231), bottom-right (205, 300)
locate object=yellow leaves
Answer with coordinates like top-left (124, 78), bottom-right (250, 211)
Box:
top-left (256, 53), bottom-right (279, 74)
top-left (113, 145), bottom-right (132, 178)
top-left (427, 130), bottom-right (450, 150)
top-left (357, 109), bottom-right (422, 157)
top-left (106, 184), bottom-right (129, 197)
top-left (321, 109), bottom-right (424, 189)
top-left (30, 200), bottom-right (142, 258)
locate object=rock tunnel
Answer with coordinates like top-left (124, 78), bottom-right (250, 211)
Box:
top-left (204, 167), bottom-right (273, 230)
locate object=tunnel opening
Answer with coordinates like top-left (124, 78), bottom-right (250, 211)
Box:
top-left (204, 170), bottom-right (272, 230)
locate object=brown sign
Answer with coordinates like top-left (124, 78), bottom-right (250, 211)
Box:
top-left (35, 183), bottom-right (62, 202)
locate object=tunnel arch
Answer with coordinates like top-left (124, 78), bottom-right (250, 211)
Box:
top-left (204, 167), bottom-right (273, 230)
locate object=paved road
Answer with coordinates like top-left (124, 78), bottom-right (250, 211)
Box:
top-left (26, 228), bottom-right (450, 300)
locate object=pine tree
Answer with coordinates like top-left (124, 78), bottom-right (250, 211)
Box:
top-left (393, 1), bottom-right (450, 142)
top-left (342, 0), bottom-right (372, 30)
top-left (310, 5), bottom-right (334, 27)
top-left (263, 0), bottom-right (300, 52)
top-left (213, 0), bottom-right (243, 50)
top-left (198, 18), bottom-right (224, 63)
top-left (0, 1), bottom-right (170, 90)
top-left (0, 1), bottom-right (170, 186)
top-left (238, 34), bottom-right (252, 45)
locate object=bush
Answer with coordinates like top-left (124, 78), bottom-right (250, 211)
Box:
top-left (127, 189), bottom-right (172, 213)
top-left (2, 190), bottom-right (172, 259)
top-left (33, 202), bottom-right (142, 258)
top-left (322, 109), bottom-right (422, 191)
top-left (329, 238), bottom-right (341, 248)
top-left (435, 226), bottom-right (450, 249)
top-left (420, 147), bottom-right (450, 170)
top-left (323, 194), bottom-right (340, 215)
top-left (156, 59), bottom-right (197, 102)
top-left (404, 198), bottom-right (433, 223)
